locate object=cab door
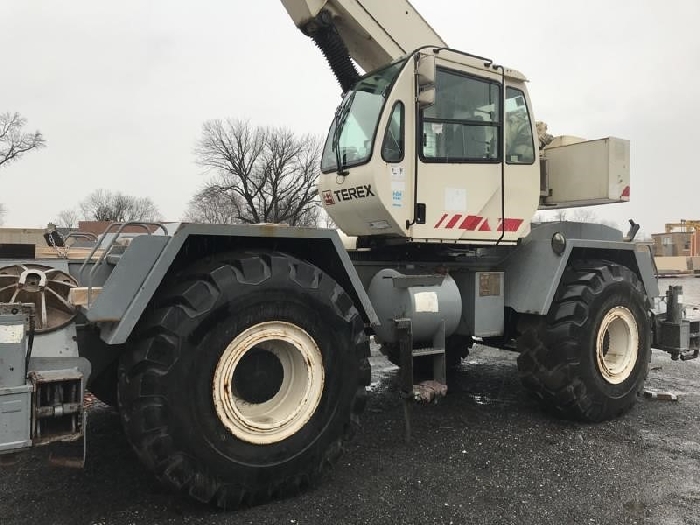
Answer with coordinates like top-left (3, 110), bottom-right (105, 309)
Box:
top-left (410, 65), bottom-right (505, 243)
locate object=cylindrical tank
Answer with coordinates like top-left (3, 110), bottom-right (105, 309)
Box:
top-left (368, 268), bottom-right (462, 345)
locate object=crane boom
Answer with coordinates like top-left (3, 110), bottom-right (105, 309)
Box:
top-left (280, 0), bottom-right (446, 90)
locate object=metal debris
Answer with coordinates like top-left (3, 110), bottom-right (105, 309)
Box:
top-left (643, 390), bottom-right (679, 401)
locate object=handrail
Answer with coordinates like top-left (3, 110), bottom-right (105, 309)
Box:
top-left (78, 222), bottom-right (170, 306)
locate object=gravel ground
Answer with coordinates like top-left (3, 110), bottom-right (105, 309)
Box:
top-left (2, 343), bottom-right (700, 525)
top-left (0, 347), bottom-right (700, 525)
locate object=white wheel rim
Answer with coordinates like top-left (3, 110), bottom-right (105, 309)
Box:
top-left (595, 306), bottom-right (638, 385)
top-left (213, 321), bottom-right (324, 445)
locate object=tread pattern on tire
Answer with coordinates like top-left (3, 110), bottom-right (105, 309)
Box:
top-left (118, 251), bottom-right (370, 508)
top-left (516, 260), bottom-right (651, 422)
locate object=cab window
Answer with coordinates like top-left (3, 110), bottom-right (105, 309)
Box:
top-left (382, 102), bottom-right (405, 162)
top-left (505, 87), bottom-right (535, 164)
top-left (421, 68), bottom-right (501, 162)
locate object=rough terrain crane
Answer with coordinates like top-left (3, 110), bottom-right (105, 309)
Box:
top-left (0, 0), bottom-right (698, 509)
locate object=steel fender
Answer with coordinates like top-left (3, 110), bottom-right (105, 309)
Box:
top-left (85, 234), bottom-right (170, 324)
top-left (95, 224), bottom-right (378, 345)
top-left (504, 221), bottom-right (657, 315)
top-left (634, 249), bottom-right (660, 298)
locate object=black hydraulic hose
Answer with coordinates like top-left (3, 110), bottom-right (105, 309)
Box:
top-left (305, 11), bottom-right (360, 94)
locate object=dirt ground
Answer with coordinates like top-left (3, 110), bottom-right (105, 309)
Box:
top-left (2, 345), bottom-right (699, 525)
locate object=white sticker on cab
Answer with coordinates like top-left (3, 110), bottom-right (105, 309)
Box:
top-left (390, 166), bottom-right (405, 181)
top-left (391, 181), bottom-right (405, 208)
top-left (445, 188), bottom-right (467, 212)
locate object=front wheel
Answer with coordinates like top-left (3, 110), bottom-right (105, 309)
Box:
top-left (118, 251), bottom-right (370, 508)
top-left (517, 261), bottom-right (651, 422)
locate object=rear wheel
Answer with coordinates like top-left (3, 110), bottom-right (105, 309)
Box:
top-left (517, 261), bottom-right (650, 422)
top-left (118, 251), bottom-right (370, 508)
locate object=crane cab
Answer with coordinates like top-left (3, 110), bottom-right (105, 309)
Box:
top-left (318, 48), bottom-right (541, 245)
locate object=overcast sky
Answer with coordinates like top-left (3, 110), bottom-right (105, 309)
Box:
top-left (1, 0), bottom-right (698, 236)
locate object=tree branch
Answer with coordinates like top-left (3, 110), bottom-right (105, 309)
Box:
top-left (190, 121), bottom-right (323, 226)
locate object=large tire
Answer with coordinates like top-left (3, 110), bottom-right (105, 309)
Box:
top-left (117, 251), bottom-right (370, 508)
top-left (517, 260), bottom-right (651, 422)
top-left (381, 334), bottom-right (472, 373)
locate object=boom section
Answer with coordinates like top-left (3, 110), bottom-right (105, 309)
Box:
top-left (280, 0), bottom-right (446, 90)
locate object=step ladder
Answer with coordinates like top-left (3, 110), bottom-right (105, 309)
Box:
top-left (394, 317), bottom-right (447, 443)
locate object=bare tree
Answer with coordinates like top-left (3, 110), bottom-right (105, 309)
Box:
top-left (569, 208), bottom-right (618, 228)
top-left (55, 209), bottom-right (80, 229)
top-left (0, 112), bottom-right (46, 169)
top-left (533, 207), bottom-right (619, 230)
top-left (569, 208), bottom-right (597, 223)
top-left (554, 209), bottom-right (569, 222)
top-left (535, 209), bottom-right (574, 222)
top-left (0, 112), bottom-right (46, 223)
top-left (192, 119), bottom-right (321, 226)
top-left (183, 184), bottom-right (243, 224)
top-left (79, 189), bottom-right (161, 223)
top-left (317, 208), bottom-right (336, 229)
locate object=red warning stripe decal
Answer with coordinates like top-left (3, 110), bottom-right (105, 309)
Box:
top-left (445, 214), bottom-right (463, 229)
top-left (497, 218), bottom-right (524, 232)
top-left (435, 214), bottom-right (524, 232)
top-left (458, 215), bottom-right (482, 230)
top-left (434, 213), bottom-right (449, 229)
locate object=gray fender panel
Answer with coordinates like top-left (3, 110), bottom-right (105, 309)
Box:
top-left (634, 249), bottom-right (660, 298)
top-left (86, 234), bottom-right (170, 323)
top-left (94, 224), bottom-right (378, 345)
top-left (504, 221), bottom-right (658, 315)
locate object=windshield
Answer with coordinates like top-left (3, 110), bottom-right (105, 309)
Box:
top-left (321, 59), bottom-right (406, 173)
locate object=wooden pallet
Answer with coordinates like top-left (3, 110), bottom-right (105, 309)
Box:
top-left (34, 246), bottom-right (104, 260)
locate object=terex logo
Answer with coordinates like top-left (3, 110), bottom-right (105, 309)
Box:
top-left (322, 185), bottom-right (375, 205)
top-left (333, 185), bottom-right (375, 203)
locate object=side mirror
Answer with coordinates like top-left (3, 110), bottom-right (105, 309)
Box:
top-left (416, 53), bottom-right (436, 108)
top-left (416, 54), bottom-right (436, 86)
top-left (417, 86), bottom-right (435, 108)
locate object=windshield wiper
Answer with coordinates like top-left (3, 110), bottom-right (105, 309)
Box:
top-left (332, 91), bottom-right (356, 175)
